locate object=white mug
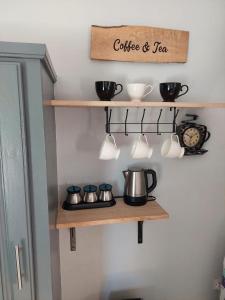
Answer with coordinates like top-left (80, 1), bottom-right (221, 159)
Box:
top-left (127, 83), bottom-right (154, 101)
top-left (131, 134), bottom-right (153, 159)
top-left (99, 134), bottom-right (120, 160)
top-left (161, 134), bottom-right (185, 158)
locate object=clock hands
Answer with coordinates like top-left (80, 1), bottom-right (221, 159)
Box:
top-left (190, 133), bottom-right (199, 142)
top-left (184, 132), bottom-right (199, 146)
top-left (184, 133), bottom-right (192, 142)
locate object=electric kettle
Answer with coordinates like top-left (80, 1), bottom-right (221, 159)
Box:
top-left (123, 168), bottom-right (157, 206)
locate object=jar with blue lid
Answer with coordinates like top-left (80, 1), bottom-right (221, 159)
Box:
top-left (99, 183), bottom-right (113, 202)
top-left (66, 185), bottom-right (82, 204)
top-left (83, 185), bottom-right (98, 203)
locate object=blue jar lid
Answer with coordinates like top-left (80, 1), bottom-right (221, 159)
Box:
top-left (83, 185), bottom-right (97, 193)
top-left (99, 183), bottom-right (112, 191)
top-left (67, 186), bottom-right (81, 194)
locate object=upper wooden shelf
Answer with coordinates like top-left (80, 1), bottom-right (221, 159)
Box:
top-left (44, 100), bottom-right (225, 109)
top-left (56, 198), bottom-right (169, 229)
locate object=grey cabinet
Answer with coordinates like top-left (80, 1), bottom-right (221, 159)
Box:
top-left (0, 42), bottom-right (60, 300)
top-left (0, 62), bottom-right (34, 300)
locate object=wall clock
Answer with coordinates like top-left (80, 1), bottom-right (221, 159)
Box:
top-left (176, 114), bottom-right (210, 155)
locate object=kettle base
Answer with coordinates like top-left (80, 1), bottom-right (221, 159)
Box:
top-left (124, 195), bottom-right (147, 206)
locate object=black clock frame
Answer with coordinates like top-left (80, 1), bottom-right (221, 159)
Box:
top-left (176, 121), bottom-right (210, 155)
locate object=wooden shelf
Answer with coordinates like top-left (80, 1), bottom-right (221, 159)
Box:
top-left (56, 198), bottom-right (169, 229)
top-left (44, 100), bottom-right (225, 109)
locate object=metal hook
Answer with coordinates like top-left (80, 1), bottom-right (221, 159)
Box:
top-left (109, 109), bottom-right (112, 122)
top-left (141, 109), bottom-right (146, 135)
top-left (105, 107), bottom-right (112, 134)
top-left (108, 109), bottom-right (112, 135)
top-left (175, 108), bottom-right (180, 120)
top-left (105, 107), bottom-right (109, 134)
top-left (124, 109), bottom-right (129, 136)
top-left (157, 109), bottom-right (163, 135)
top-left (172, 107), bottom-right (179, 133)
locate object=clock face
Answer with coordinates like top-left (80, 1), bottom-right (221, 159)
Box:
top-left (183, 127), bottom-right (201, 147)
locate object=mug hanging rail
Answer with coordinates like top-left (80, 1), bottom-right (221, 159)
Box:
top-left (104, 107), bottom-right (180, 135)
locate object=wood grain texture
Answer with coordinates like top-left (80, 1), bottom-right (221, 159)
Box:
top-left (91, 25), bottom-right (189, 63)
top-left (44, 100), bottom-right (225, 109)
top-left (56, 199), bottom-right (169, 229)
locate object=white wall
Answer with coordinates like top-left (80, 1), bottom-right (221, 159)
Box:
top-left (1, 1), bottom-right (225, 299)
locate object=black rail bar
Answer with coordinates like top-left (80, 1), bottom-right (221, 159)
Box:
top-left (104, 107), bottom-right (179, 136)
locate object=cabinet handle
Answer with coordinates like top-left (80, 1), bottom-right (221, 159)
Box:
top-left (15, 245), bottom-right (23, 290)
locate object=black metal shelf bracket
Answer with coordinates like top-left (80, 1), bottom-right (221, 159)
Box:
top-left (69, 221), bottom-right (143, 248)
top-left (104, 107), bottom-right (179, 135)
top-left (70, 228), bottom-right (76, 251)
top-left (138, 221), bottom-right (144, 244)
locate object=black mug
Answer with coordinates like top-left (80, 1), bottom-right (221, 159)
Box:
top-left (160, 82), bottom-right (189, 102)
top-left (95, 81), bottom-right (123, 101)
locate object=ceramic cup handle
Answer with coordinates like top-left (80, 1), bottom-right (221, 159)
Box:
top-left (141, 133), bottom-right (149, 145)
top-left (172, 134), bottom-right (180, 144)
top-left (177, 84), bottom-right (189, 98)
top-left (144, 84), bottom-right (154, 97)
top-left (107, 134), bottom-right (117, 147)
top-left (114, 84), bottom-right (123, 97)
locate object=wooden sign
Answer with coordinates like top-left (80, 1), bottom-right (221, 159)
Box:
top-left (91, 25), bottom-right (189, 63)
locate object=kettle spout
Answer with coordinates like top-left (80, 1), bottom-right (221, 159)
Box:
top-left (123, 170), bottom-right (129, 178)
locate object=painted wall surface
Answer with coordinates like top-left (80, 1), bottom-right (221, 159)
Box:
top-left (1, 0), bottom-right (225, 299)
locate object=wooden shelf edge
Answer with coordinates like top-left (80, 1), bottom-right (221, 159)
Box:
top-left (44, 100), bottom-right (225, 109)
top-left (56, 213), bottom-right (169, 229)
top-left (56, 200), bottom-right (169, 229)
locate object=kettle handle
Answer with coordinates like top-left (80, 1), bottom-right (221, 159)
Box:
top-left (145, 169), bottom-right (157, 194)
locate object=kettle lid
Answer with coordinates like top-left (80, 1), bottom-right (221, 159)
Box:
top-left (128, 167), bottom-right (143, 172)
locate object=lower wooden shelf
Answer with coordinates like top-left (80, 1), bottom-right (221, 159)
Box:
top-left (56, 198), bottom-right (169, 229)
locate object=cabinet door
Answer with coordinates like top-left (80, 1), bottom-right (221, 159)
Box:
top-left (0, 271), bottom-right (3, 300)
top-left (0, 62), bottom-right (34, 300)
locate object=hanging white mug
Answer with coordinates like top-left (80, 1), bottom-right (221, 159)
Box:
top-left (161, 134), bottom-right (185, 158)
top-left (99, 134), bottom-right (120, 160)
top-left (131, 134), bottom-right (153, 159)
top-left (127, 83), bottom-right (154, 101)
